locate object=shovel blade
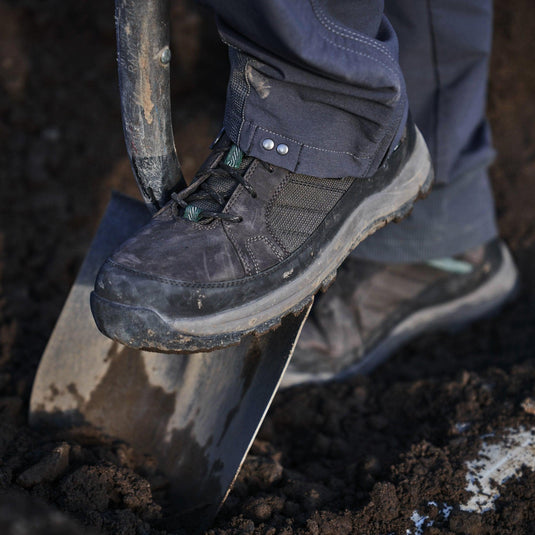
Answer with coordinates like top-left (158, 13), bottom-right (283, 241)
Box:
top-left (29, 193), bottom-right (309, 529)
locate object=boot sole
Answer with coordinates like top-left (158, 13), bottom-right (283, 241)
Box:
top-left (281, 242), bottom-right (519, 387)
top-left (91, 128), bottom-right (434, 353)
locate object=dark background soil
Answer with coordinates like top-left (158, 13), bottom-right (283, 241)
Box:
top-left (0, 1), bottom-right (535, 534)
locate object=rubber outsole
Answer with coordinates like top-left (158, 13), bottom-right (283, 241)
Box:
top-left (280, 242), bottom-right (519, 388)
top-left (91, 129), bottom-right (434, 353)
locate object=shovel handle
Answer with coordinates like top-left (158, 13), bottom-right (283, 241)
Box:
top-left (115, 0), bottom-right (184, 212)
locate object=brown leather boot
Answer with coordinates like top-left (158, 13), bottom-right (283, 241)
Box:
top-left (283, 239), bottom-right (518, 387)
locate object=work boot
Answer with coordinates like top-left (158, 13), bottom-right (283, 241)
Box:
top-left (282, 239), bottom-right (518, 387)
top-left (91, 118), bottom-right (433, 353)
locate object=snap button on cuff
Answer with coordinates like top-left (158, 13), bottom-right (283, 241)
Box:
top-left (246, 126), bottom-right (300, 171)
top-left (262, 138), bottom-right (275, 150)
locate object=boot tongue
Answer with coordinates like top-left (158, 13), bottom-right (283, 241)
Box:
top-left (183, 144), bottom-right (246, 222)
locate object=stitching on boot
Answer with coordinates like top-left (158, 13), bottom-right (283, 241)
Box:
top-left (245, 235), bottom-right (286, 274)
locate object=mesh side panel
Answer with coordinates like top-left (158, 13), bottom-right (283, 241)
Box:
top-left (224, 48), bottom-right (249, 143)
top-left (268, 175), bottom-right (353, 252)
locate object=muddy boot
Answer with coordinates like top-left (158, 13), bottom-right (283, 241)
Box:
top-left (91, 118), bottom-right (433, 353)
top-left (282, 239), bottom-right (518, 387)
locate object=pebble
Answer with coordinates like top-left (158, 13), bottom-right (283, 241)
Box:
top-left (16, 442), bottom-right (70, 488)
top-left (248, 500), bottom-right (272, 522)
top-left (521, 397), bottom-right (535, 415)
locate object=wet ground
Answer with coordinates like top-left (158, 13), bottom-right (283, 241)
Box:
top-left (1, 0), bottom-right (535, 533)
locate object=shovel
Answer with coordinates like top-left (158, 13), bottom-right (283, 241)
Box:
top-left (29, 0), bottom-right (311, 530)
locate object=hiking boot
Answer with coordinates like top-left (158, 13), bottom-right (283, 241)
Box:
top-left (281, 238), bottom-right (518, 387)
top-left (90, 118), bottom-right (433, 352)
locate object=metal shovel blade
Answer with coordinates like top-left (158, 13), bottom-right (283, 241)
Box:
top-left (29, 192), bottom-right (310, 530)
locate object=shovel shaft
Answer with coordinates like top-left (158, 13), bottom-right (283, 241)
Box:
top-left (116, 0), bottom-right (184, 212)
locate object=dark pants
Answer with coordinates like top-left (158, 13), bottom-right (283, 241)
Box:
top-left (203, 0), bottom-right (498, 262)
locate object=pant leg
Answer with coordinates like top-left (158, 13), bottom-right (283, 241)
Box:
top-left (201, 0), bottom-right (408, 179)
top-left (354, 0), bottom-right (498, 262)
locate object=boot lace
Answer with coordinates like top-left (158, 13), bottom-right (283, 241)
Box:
top-left (171, 146), bottom-right (272, 223)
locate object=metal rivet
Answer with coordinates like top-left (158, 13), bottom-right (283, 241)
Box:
top-left (262, 138), bottom-right (275, 150)
top-left (160, 47), bottom-right (171, 65)
top-left (276, 143), bottom-right (289, 155)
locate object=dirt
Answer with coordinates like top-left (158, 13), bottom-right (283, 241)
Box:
top-left (0, 0), bottom-right (535, 534)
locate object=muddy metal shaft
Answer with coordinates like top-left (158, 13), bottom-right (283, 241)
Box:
top-left (115, 0), bottom-right (184, 212)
